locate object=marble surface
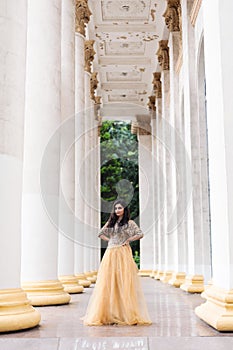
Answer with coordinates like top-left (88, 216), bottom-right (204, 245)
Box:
top-left (1, 278), bottom-right (233, 349)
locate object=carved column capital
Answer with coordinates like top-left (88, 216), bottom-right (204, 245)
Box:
top-left (131, 116), bottom-right (151, 136)
top-left (152, 72), bottom-right (162, 98)
top-left (90, 72), bottom-right (98, 100)
top-left (147, 96), bottom-right (156, 111)
top-left (84, 40), bottom-right (96, 73)
top-left (163, 0), bottom-right (181, 32)
top-left (156, 40), bottom-right (169, 70)
top-left (75, 0), bottom-right (92, 36)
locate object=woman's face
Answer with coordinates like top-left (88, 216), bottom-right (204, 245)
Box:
top-left (114, 203), bottom-right (124, 218)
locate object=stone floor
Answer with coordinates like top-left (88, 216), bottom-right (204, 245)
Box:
top-left (1, 278), bottom-right (233, 349)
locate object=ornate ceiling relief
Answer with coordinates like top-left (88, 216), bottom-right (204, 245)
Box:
top-left (107, 71), bottom-right (142, 82)
top-left (152, 72), bottom-right (162, 98)
top-left (84, 40), bottom-right (96, 73)
top-left (156, 40), bottom-right (169, 71)
top-left (105, 41), bottom-right (145, 56)
top-left (101, 0), bottom-right (150, 21)
top-left (75, 0), bottom-right (92, 36)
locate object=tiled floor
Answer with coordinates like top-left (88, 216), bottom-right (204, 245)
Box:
top-left (1, 278), bottom-right (233, 349)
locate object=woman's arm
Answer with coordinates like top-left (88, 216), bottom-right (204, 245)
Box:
top-left (99, 234), bottom-right (110, 242)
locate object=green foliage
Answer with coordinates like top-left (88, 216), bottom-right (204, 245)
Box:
top-left (133, 250), bottom-right (140, 269)
top-left (100, 121), bottom-right (139, 226)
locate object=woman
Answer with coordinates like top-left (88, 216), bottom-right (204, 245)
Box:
top-left (83, 199), bottom-right (152, 326)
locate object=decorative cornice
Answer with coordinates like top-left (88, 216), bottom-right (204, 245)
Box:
top-left (190, 0), bottom-right (202, 27)
top-left (75, 0), bottom-right (92, 36)
top-left (156, 40), bottom-right (169, 70)
top-left (163, 0), bottom-right (181, 32)
top-left (84, 40), bottom-right (96, 73)
top-left (152, 72), bottom-right (162, 98)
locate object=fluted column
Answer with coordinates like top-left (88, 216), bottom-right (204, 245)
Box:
top-left (21, 0), bottom-right (70, 305)
top-left (74, 1), bottom-right (92, 288)
top-left (180, 0), bottom-right (210, 293)
top-left (156, 41), bottom-right (175, 283)
top-left (0, 0), bottom-right (40, 332)
top-left (58, 0), bottom-right (83, 294)
top-left (168, 31), bottom-right (186, 287)
top-left (195, 0), bottom-right (233, 331)
top-left (138, 121), bottom-right (154, 274)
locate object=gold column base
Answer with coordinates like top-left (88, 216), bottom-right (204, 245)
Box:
top-left (154, 270), bottom-right (164, 280)
top-left (160, 271), bottom-right (173, 283)
top-left (138, 270), bottom-right (152, 277)
top-left (75, 274), bottom-right (92, 288)
top-left (0, 288), bottom-right (41, 332)
top-left (195, 285), bottom-right (233, 331)
top-left (22, 280), bottom-right (71, 306)
top-left (180, 275), bottom-right (204, 293)
top-left (150, 270), bottom-right (158, 278)
top-left (85, 271), bottom-right (97, 284)
top-left (168, 272), bottom-right (186, 287)
top-left (59, 275), bottom-right (84, 294)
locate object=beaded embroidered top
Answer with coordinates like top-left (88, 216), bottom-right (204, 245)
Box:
top-left (98, 220), bottom-right (143, 248)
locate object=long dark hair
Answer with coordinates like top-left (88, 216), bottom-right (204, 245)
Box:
top-left (107, 199), bottom-right (130, 228)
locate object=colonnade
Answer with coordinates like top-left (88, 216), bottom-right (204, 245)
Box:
top-left (0, 0), bottom-right (100, 332)
top-left (1, 0), bottom-right (233, 334)
top-left (135, 0), bottom-right (233, 331)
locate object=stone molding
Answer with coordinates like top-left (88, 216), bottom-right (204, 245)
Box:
top-left (156, 40), bottom-right (169, 70)
top-left (190, 0), bottom-right (202, 26)
top-left (163, 0), bottom-right (181, 32)
top-left (75, 0), bottom-right (92, 36)
top-left (152, 72), bottom-right (162, 98)
top-left (84, 40), bottom-right (96, 73)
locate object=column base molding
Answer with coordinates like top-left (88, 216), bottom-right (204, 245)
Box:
top-left (0, 288), bottom-right (41, 332)
top-left (59, 275), bottom-right (84, 294)
top-left (22, 280), bottom-right (71, 306)
top-left (138, 270), bottom-right (152, 277)
top-left (75, 274), bottom-right (92, 288)
top-left (195, 285), bottom-right (233, 331)
top-left (168, 272), bottom-right (186, 287)
top-left (154, 270), bottom-right (164, 280)
top-left (180, 275), bottom-right (204, 293)
top-left (160, 271), bottom-right (173, 283)
top-left (150, 270), bottom-right (158, 278)
top-left (84, 271), bottom-right (97, 284)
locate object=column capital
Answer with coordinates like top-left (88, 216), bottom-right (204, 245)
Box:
top-left (75, 0), bottom-right (92, 36)
top-left (147, 95), bottom-right (156, 112)
top-left (152, 72), bottom-right (162, 98)
top-left (156, 40), bottom-right (169, 71)
top-left (84, 40), bottom-right (96, 73)
top-left (90, 72), bottom-right (98, 101)
top-left (131, 116), bottom-right (151, 136)
top-left (163, 0), bottom-right (181, 32)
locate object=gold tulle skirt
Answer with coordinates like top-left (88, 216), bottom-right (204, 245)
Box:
top-left (83, 244), bottom-right (152, 326)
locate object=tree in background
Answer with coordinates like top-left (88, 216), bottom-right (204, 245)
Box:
top-left (100, 121), bottom-right (140, 261)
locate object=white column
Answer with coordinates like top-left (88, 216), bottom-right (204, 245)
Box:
top-left (83, 71), bottom-right (92, 273)
top-left (168, 32), bottom-right (186, 287)
top-left (21, 0), bottom-right (70, 305)
top-left (195, 0), bottom-right (233, 331)
top-left (138, 132), bottom-right (154, 273)
top-left (154, 97), bottom-right (166, 280)
top-left (160, 70), bottom-right (174, 282)
top-left (58, 0), bottom-right (83, 294)
top-left (74, 33), bottom-right (91, 287)
top-left (0, 0), bottom-right (40, 332)
top-left (74, 33), bottom-right (85, 274)
top-left (180, 0), bottom-right (209, 293)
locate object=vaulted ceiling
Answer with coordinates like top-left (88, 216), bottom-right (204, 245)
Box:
top-left (88, 0), bottom-right (168, 120)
